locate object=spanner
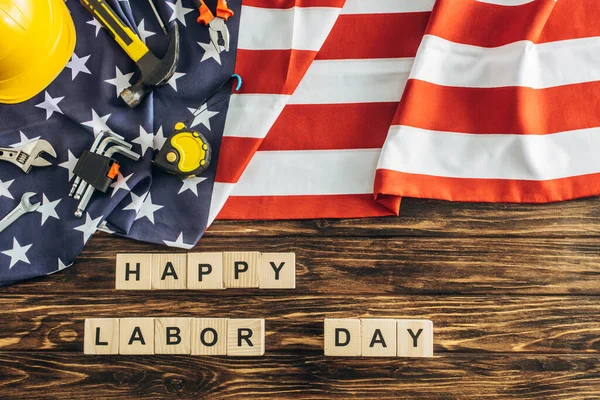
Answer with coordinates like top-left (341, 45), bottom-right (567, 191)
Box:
top-left (0, 193), bottom-right (40, 233)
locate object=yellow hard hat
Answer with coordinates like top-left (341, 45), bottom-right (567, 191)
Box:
top-left (0, 0), bottom-right (76, 104)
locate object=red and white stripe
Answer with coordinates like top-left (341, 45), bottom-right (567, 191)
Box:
top-left (375, 0), bottom-right (600, 207)
top-left (214, 0), bottom-right (432, 220)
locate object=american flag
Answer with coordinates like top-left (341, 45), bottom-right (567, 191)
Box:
top-left (1, 0), bottom-right (599, 285)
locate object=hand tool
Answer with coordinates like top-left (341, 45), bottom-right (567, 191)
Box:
top-left (80, 0), bottom-right (180, 108)
top-left (0, 192), bottom-right (40, 233)
top-left (193, 0), bottom-right (233, 53)
top-left (70, 130), bottom-right (140, 218)
top-left (0, 139), bottom-right (57, 173)
top-left (147, 0), bottom-right (168, 35)
top-left (153, 74), bottom-right (242, 177)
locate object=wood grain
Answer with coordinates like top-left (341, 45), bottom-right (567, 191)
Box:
top-left (2, 198), bottom-right (600, 397)
top-left (1, 295), bottom-right (599, 354)
top-left (206, 197), bottom-right (600, 238)
top-left (1, 352), bottom-right (599, 399)
top-left (5, 236), bottom-right (600, 295)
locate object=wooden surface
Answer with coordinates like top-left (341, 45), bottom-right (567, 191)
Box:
top-left (1, 197), bottom-right (600, 398)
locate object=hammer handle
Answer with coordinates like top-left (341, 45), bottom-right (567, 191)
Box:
top-left (80, 0), bottom-right (150, 62)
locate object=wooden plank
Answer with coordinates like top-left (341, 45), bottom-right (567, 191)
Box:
top-left (0, 352), bottom-right (599, 399)
top-left (206, 197), bottom-right (600, 238)
top-left (5, 237), bottom-right (600, 295)
top-left (1, 295), bottom-right (599, 354)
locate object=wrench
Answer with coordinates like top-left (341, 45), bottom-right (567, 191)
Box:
top-left (0, 140), bottom-right (57, 173)
top-left (0, 193), bottom-right (40, 233)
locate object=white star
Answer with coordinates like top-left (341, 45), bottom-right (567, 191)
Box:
top-left (74, 213), bottom-right (102, 243)
top-left (82, 109), bottom-right (111, 137)
top-left (123, 191), bottom-right (147, 214)
top-left (110, 172), bottom-right (133, 198)
top-left (137, 19), bottom-right (156, 44)
top-left (133, 193), bottom-right (163, 224)
top-left (1, 238), bottom-right (32, 269)
top-left (36, 194), bottom-right (61, 226)
top-left (132, 126), bottom-right (155, 156)
top-left (59, 150), bottom-right (79, 181)
top-left (104, 66), bottom-right (134, 97)
top-left (98, 221), bottom-right (115, 234)
top-left (58, 258), bottom-right (72, 271)
top-left (66, 53), bottom-right (91, 80)
top-left (187, 104), bottom-right (219, 130)
top-left (35, 91), bottom-right (64, 120)
top-left (87, 18), bottom-right (103, 37)
top-left (10, 131), bottom-right (40, 148)
top-left (153, 126), bottom-right (168, 150)
top-left (167, 72), bottom-right (186, 91)
top-left (0, 178), bottom-right (14, 200)
top-left (178, 176), bottom-right (207, 196)
top-left (167, 0), bottom-right (194, 26)
top-left (198, 41), bottom-right (222, 65)
top-left (163, 232), bottom-right (195, 249)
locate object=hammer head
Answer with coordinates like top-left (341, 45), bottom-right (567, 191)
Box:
top-left (120, 24), bottom-right (180, 108)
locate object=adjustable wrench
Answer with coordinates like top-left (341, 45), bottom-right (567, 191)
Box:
top-left (0, 140), bottom-right (57, 173)
top-left (0, 192), bottom-right (40, 233)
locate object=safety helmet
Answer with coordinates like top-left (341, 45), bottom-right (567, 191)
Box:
top-left (0, 0), bottom-right (76, 104)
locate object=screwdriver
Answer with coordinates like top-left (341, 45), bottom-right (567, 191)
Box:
top-left (147, 0), bottom-right (168, 35)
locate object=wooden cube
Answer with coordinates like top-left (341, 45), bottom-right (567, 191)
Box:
top-left (155, 318), bottom-right (191, 354)
top-left (324, 318), bottom-right (361, 357)
top-left (187, 252), bottom-right (224, 290)
top-left (259, 253), bottom-right (296, 289)
top-left (115, 254), bottom-right (152, 290)
top-left (223, 252), bottom-right (259, 288)
top-left (227, 319), bottom-right (265, 356)
top-left (152, 253), bottom-right (187, 290)
top-left (84, 318), bottom-right (119, 355)
top-left (397, 319), bottom-right (434, 358)
top-left (119, 318), bottom-right (155, 355)
top-left (191, 318), bottom-right (228, 355)
top-left (361, 319), bottom-right (397, 357)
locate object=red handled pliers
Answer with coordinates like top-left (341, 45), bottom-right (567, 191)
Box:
top-left (194, 0), bottom-right (234, 53)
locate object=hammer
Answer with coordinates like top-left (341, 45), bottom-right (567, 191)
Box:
top-left (80, 0), bottom-right (180, 108)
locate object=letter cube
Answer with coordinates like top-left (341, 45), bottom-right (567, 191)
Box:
top-left (119, 318), bottom-right (155, 355)
top-left (187, 252), bottom-right (224, 290)
top-left (361, 319), bottom-right (397, 357)
top-left (84, 318), bottom-right (119, 355)
top-left (324, 318), bottom-right (361, 356)
top-left (223, 252), bottom-right (259, 288)
top-left (397, 319), bottom-right (434, 358)
top-left (191, 318), bottom-right (228, 355)
top-left (115, 254), bottom-right (152, 290)
top-left (227, 319), bottom-right (265, 356)
top-left (152, 254), bottom-right (187, 290)
top-left (155, 317), bottom-right (191, 354)
top-left (259, 252), bottom-right (296, 289)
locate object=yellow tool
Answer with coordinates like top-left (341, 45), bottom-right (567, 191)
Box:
top-left (0, 0), bottom-right (76, 104)
top-left (154, 123), bottom-right (212, 177)
top-left (79, 0), bottom-right (180, 108)
top-left (153, 74), bottom-right (242, 178)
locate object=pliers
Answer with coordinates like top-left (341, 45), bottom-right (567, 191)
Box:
top-left (194, 0), bottom-right (233, 53)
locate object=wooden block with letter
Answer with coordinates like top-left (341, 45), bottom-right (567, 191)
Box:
top-left (361, 318), bottom-right (397, 357)
top-left (84, 318), bottom-right (119, 355)
top-left (227, 318), bottom-right (265, 356)
top-left (155, 317), bottom-right (191, 354)
top-left (187, 252), bottom-right (224, 290)
top-left (324, 318), bottom-right (361, 357)
top-left (397, 319), bottom-right (434, 358)
top-left (152, 253), bottom-right (187, 290)
top-left (115, 254), bottom-right (152, 290)
top-left (191, 318), bottom-right (228, 355)
top-left (119, 318), bottom-right (155, 355)
top-left (223, 252), bottom-right (259, 288)
top-left (259, 252), bottom-right (296, 289)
